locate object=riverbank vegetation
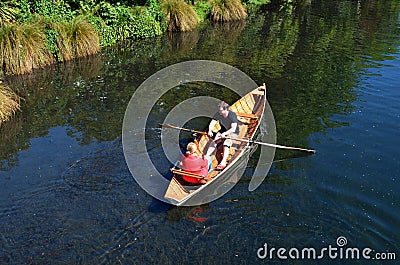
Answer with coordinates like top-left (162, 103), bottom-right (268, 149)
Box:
top-left (0, 0), bottom-right (280, 77)
top-left (210, 0), bottom-right (248, 22)
top-left (0, 0), bottom-right (299, 123)
top-left (162, 0), bottom-right (199, 31)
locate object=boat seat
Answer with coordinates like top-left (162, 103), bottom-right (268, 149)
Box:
top-left (170, 168), bottom-right (205, 180)
top-left (236, 112), bottom-right (258, 119)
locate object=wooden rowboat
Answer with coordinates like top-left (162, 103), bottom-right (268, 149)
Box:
top-left (164, 84), bottom-right (267, 206)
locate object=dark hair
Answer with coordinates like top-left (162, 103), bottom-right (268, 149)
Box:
top-left (218, 101), bottom-right (229, 110)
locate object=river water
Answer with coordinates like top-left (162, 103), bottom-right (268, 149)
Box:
top-left (0, 0), bottom-right (399, 264)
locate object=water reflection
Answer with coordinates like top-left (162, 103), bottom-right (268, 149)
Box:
top-left (166, 204), bottom-right (211, 223)
top-left (165, 31), bottom-right (200, 59)
top-left (2, 0), bottom-right (397, 167)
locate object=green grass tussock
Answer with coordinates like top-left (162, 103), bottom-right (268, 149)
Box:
top-left (0, 22), bottom-right (54, 75)
top-left (54, 16), bottom-right (100, 61)
top-left (210, 0), bottom-right (248, 22)
top-left (162, 0), bottom-right (199, 32)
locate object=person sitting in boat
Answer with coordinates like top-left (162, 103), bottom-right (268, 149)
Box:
top-left (205, 101), bottom-right (239, 170)
top-left (181, 142), bottom-right (211, 184)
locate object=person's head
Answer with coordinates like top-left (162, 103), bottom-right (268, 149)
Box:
top-left (186, 142), bottom-right (197, 155)
top-left (218, 101), bottom-right (230, 117)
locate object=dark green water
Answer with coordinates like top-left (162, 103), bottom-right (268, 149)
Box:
top-left (1, 0), bottom-right (399, 264)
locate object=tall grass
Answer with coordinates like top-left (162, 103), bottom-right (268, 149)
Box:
top-left (0, 22), bottom-right (54, 75)
top-left (0, 16), bottom-right (99, 75)
top-left (0, 5), bottom-right (18, 26)
top-left (53, 16), bottom-right (100, 61)
top-left (0, 83), bottom-right (20, 124)
top-left (162, 0), bottom-right (199, 32)
top-left (210, 0), bottom-right (248, 22)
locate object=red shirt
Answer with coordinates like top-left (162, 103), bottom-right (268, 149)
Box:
top-left (181, 154), bottom-right (208, 184)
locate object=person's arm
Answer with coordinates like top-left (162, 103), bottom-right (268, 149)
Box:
top-left (221, 122), bottom-right (237, 137)
top-left (208, 119), bottom-right (218, 137)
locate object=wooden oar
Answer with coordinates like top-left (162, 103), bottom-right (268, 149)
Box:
top-left (159, 123), bottom-right (316, 154)
top-left (159, 123), bottom-right (207, 135)
top-left (224, 136), bottom-right (316, 154)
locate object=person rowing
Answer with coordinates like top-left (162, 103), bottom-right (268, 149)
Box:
top-left (205, 101), bottom-right (239, 170)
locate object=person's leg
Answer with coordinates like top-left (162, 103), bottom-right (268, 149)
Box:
top-left (205, 141), bottom-right (216, 157)
top-left (216, 134), bottom-right (237, 169)
top-left (205, 156), bottom-right (212, 170)
top-left (205, 133), bottom-right (223, 157)
top-left (219, 145), bottom-right (230, 166)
